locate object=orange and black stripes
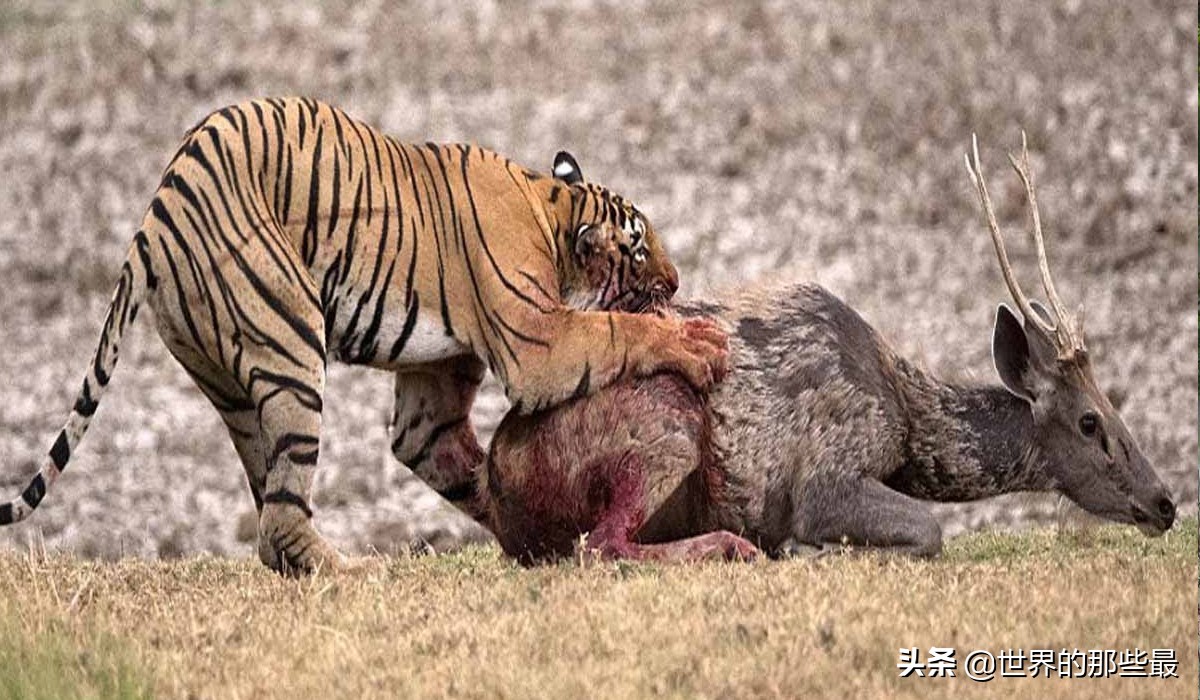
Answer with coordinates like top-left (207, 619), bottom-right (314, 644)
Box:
top-left (0, 231), bottom-right (155, 525)
top-left (1, 98), bottom-right (682, 573)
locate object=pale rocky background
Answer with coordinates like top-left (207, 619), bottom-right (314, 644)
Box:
top-left (0, 1), bottom-right (1195, 561)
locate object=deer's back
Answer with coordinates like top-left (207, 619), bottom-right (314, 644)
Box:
top-left (481, 282), bottom-right (913, 557)
top-left (685, 283), bottom-right (911, 543)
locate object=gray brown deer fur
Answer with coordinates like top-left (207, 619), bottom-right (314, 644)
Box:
top-left (474, 137), bottom-right (1177, 563)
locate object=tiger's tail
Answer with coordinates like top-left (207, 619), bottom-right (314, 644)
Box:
top-left (0, 231), bottom-right (157, 526)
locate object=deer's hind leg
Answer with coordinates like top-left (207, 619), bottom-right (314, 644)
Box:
top-left (579, 453), bottom-right (759, 563)
top-left (783, 471), bottom-right (943, 558)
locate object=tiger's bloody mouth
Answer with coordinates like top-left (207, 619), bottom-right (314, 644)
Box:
top-left (629, 294), bottom-right (656, 312)
top-left (603, 287), bottom-right (652, 313)
top-left (644, 294), bottom-right (675, 316)
top-left (596, 279), bottom-right (674, 314)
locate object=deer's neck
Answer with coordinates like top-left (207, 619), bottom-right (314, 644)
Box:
top-left (885, 363), bottom-right (1053, 502)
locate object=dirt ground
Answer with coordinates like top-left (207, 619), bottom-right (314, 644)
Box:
top-left (0, 1), bottom-right (1195, 562)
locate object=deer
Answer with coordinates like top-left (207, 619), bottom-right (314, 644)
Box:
top-left (469, 135), bottom-right (1178, 563)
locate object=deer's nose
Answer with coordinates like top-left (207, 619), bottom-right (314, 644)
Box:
top-left (1156, 496), bottom-right (1176, 529)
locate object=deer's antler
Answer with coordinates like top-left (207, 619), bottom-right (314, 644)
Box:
top-left (964, 132), bottom-right (1086, 361)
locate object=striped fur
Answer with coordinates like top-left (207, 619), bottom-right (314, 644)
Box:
top-left (0, 97), bottom-right (728, 574)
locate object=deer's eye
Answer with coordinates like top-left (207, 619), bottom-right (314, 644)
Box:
top-left (1079, 412), bottom-right (1100, 437)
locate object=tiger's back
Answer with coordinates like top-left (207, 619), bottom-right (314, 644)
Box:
top-left (154, 98), bottom-right (546, 373)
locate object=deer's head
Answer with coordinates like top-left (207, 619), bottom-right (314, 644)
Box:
top-left (967, 135), bottom-right (1175, 535)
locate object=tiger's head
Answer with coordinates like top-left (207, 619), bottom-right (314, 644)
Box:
top-left (552, 151), bottom-right (679, 313)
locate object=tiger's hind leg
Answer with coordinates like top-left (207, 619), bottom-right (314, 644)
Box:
top-left (217, 407), bottom-right (267, 514)
top-left (162, 339), bottom-right (342, 575)
top-left (159, 344), bottom-right (271, 534)
top-left (143, 153), bottom-right (342, 575)
top-left (389, 356), bottom-right (487, 508)
top-left (249, 350), bottom-right (346, 575)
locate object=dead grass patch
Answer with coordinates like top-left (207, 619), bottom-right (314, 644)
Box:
top-left (0, 520), bottom-right (1193, 699)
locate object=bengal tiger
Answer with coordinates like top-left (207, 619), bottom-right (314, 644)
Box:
top-left (0, 97), bottom-right (728, 574)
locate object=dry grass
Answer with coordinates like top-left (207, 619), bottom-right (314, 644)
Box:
top-left (0, 520), bottom-right (1193, 699)
top-left (0, 2), bottom-right (1194, 560)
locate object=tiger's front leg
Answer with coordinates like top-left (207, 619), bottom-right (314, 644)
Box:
top-left (390, 356), bottom-right (487, 508)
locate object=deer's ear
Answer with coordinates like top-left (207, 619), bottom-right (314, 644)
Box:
top-left (993, 304), bottom-right (1035, 402)
top-left (1022, 300), bottom-right (1061, 370)
top-left (1028, 300), bottom-right (1056, 328)
top-left (553, 151), bottom-right (583, 185)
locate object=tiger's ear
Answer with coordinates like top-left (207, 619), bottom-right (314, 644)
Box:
top-left (553, 151), bottom-right (583, 185)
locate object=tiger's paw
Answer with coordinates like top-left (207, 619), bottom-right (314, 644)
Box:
top-left (669, 317), bottom-right (729, 390)
top-left (258, 502), bottom-right (345, 577)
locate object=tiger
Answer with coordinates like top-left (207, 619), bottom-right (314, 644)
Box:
top-left (385, 189), bottom-right (697, 517)
top-left (0, 97), bottom-right (728, 574)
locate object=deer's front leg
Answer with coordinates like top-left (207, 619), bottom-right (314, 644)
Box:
top-left (782, 471), bottom-right (943, 558)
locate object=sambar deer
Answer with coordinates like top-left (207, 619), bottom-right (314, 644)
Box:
top-left (474, 135), bottom-right (1177, 562)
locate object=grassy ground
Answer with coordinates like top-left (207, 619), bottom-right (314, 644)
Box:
top-left (0, 612), bottom-right (150, 700)
top-left (0, 521), bottom-right (1193, 699)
